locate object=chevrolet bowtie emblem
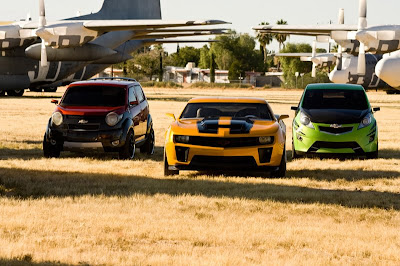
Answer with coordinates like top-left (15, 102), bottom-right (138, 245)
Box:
top-left (78, 120), bottom-right (89, 124)
top-left (330, 124), bottom-right (342, 129)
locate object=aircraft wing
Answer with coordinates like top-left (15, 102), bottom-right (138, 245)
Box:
top-left (147, 39), bottom-right (219, 44)
top-left (83, 20), bottom-right (230, 31)
top-left (253, 24), bottom-right (358, 36)
top-left (132, 30), bottom-right (227, 40)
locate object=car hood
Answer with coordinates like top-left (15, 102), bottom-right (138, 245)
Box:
top-left (303, 108), bottom-right (370, 124)
top-left (171, 118), bottom-right (280, 136)
top-left (57, 105), bottom-right (125, 116)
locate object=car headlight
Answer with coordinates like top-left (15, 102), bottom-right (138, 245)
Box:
top-left (174, 135), bottom-right (190, 144)
top-left (259, 136), bottom-right (274, 145)
top-left (51, 112), bottom-right (63, 126)
top-left (105, 112), bottom-right (122, 127)
top-left (358, 113), bottom-right (372, 129)
top-left (299, 111), bottom-right (315, 129)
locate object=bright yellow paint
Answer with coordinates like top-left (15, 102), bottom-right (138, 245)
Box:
top-left (165, 98), bottom-right (287, 172)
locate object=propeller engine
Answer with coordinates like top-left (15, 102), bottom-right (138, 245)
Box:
top-left (35, 0), bottom-right (99, 67)
top-left (356, 0), bottom-right (367, 75)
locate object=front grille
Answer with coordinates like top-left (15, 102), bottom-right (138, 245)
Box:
top-left (308, 141), bottom-right (364, 154)
top-left (319, 126), bottom-right (353, 134)
top-left (188, 137), bottom-right (260, 148)
top-left (68, 124), bottom-right (100, 131)
top-left (190, 156), bottom-right (257, 168)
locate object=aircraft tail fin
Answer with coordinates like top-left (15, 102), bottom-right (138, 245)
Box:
top-left (67, 0), bottom-right (162, 20)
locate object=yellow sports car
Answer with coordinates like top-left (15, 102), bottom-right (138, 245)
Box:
top-left (164, 97), bottom-right (289, 177)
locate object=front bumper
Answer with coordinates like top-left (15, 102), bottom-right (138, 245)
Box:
top-left (293, 121), bottom-right (378, 155)
top-left (165, 140), bottom-right (285, 170)
top-left (47, 126), bottom-right (125, 151)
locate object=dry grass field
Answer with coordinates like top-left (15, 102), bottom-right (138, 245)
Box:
top-left (0, 87), bottom-right (399, 265)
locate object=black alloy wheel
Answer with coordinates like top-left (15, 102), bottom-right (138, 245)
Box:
top-left (119, 131), bottom-right (136, 160)
top-left (141, 128), bottom-right (155, 155)
top-left (43, 134), bottom-right (61, 158)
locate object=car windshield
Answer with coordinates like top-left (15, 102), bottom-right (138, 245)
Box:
top-left (301, 89), bottom-right (369, 110)
top-left (61, 86), bottom-right (126, 107)
top-left (180, 103), bottom-right (273, 120)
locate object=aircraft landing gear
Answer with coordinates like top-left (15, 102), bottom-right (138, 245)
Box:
top-left (7, 90), bottom-right (25, 97)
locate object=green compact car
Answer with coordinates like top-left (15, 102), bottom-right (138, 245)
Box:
top-left (291, 84), bottom-right (380, 159)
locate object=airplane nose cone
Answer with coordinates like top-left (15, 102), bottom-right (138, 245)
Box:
top-left (376, 57), bottom-right (400, 88)
top-left (329, 69), bottom-right (348, 84)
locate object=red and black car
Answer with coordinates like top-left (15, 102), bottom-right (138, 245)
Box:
top-left (43, 78), bottom-right (155, 159)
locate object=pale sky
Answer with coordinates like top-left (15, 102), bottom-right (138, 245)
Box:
top-left (0, 0), bottom-right (397, 52)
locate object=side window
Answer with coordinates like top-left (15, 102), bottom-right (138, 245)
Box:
top-left (134, 85), bottom-right (145, 103)
top-left (128, 87), bottom-right (137, 103)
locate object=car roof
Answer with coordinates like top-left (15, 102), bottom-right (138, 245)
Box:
top-left (69, 80), bottom-right (138, 87)
top-left (305, 83), bottom-right (365, 91)
top-left (188, 97), bottom-right (268, 104)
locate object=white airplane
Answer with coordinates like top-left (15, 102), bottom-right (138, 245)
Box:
top-left (253, 0), bottom-right (400, 90)
top-left (0, 0), bottom-right (229, 96)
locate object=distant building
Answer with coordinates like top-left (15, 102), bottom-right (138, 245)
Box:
top-left (164, 63), bottom-right (229, 84)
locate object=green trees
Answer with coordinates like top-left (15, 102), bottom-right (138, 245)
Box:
top-left (275, 19), bottom-right (289, 51)
top-left (165, 46), bottom-right (200, 67)
top-left (280, 43), bottom-right (330, 88)
top-left (211, 30), bottom-right (265, 81)
top-left (256, 22), bottom-right (273, 63)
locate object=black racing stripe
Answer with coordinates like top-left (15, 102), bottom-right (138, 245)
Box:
top-left (197, 118), bottom-right (255, 134)
top-left (229, 119), bottom-right (254, 134)
top-left (197, 119), bottom-right (219, 134)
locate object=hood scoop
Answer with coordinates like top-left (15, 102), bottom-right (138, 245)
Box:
top-left (197, 118), bottom-right (254, 134)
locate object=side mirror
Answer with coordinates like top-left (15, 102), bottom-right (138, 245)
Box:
top-left (166, 113), bottom-right (176, 121)
top-left (51, 99), bottom-right (59, 105)
top-left (129, 100), bottom-right (139, 106)
top-left (291, 106), bottom-right (298, 111)
top-left (277, 114), bottom-right (290, 121)
top-left (373, 107), bottom-right (380, 112)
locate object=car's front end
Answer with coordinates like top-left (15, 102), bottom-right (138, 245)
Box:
top-left (45, 106), bottom-right (129, 153)
top-left (292, 84), bottom-right (379, 158)
top-left (164, 98), bottom-right (287, 173)
top-left (43, 83), bottom-right (131, 156)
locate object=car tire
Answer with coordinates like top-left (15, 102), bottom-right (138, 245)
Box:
top-left (0, 90), bottom-right (5, 97)
top-left (43, 134), bottom-right (61, 158)
top-left (140, 127), bottom-right (155, 155)
top-left (164, 150), bottom-right (179, 176)
top-left (271, 147), bottom-right (287, 178)
top-left (119, 131), bottom-right (136, 160)
top-left (7, 89), bottom-right (24, 97)
top-left (366, 143), bottom-right (379, 159)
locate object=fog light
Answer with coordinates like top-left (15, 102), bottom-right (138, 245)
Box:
top-left (296, 134), bottom-right (303, 141)
top-left (176, 147), bottom-right (190, 162)
top-left (112, 140), bottom-right (120, 146)
top-left (259, 148), bottom-right (273, 163)
top-left (369, 135), bottom-right (375, 143)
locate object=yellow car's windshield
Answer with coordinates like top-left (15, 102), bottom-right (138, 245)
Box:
top-left (180, 103), bottom-right (274, 120)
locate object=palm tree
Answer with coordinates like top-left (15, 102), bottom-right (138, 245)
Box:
top-left (274, 19), bottom-right (288, 51)
top-left (256, 22), bottom-right (273, 64)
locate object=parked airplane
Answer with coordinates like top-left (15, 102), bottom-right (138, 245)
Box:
top-left (0, 0), bottom-right (229, 97)
top-left (275, 52), bottom-right (390, 90)
top-left (253, 0), bottom-right (400, 91)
